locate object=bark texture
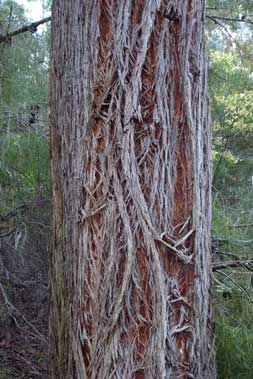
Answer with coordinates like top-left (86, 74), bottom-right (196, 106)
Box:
top-left (49, 1), bottom-right (215, 378)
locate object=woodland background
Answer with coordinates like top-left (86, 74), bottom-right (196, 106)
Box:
top-left (0, 0), bottom-right (252, 378)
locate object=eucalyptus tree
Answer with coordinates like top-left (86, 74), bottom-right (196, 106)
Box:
top-left (49, 1), bottom-right (215, 378)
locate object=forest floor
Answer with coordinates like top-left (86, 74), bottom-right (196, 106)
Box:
top-left (0, 202), bottom-right (49, 379)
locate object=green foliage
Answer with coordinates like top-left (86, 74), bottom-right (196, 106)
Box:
top-left (0, 0), bottom-right (49, 109)
top-left (0, 0), bottom-right (50, 214)
top-left (212, 186), bottom-right (253, 379)
top-left (209, 51), bottom-right (253, 96)
top-left (213, 212), bottom-right (253, 379)
top-left (207, 0), bottom-right (253, 22)
top-left (209, 76), bottom-right (253, 183)
top-left (208, 4), bottom-right (253, 378)
top-left (0, 131), bottom-right (49, 206)
top-left (210, 49), bottom-right (253, 195)
top-left (0, 369), bottom-right (19, 379)
top-left (212, 199), bottom-right (235, 239)
top-left (215, 298), bottom-right (253, 379)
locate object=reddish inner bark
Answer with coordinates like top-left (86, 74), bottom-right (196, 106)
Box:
top-left (168, 4), bottom-right (195, 375)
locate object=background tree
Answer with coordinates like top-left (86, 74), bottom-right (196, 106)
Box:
top-left (49, 1), bottom-right (215, 378)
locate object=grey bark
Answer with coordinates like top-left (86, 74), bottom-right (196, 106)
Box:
top-left (49, 1), bottom-right (215, 378)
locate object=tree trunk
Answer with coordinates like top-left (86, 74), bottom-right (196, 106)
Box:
top-left (49, 1), bottom-right (215, 378)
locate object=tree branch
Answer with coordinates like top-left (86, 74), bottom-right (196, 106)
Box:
top-left (231, 223), bottom-right (253, 228)
top-left (215, 270), bottom-right (253, 302)
top-left (206, 7), bottom-right (223, 10)
top-left (0, 281), bottom-right (48, 345)
top-left (212, 260), bottom-right (253, 271)
top-left (0, 16), bottom-right (51, 44)
top-left (205, 16), bottom-right (244, 62)
top-left (215, 237), bottom-right (253, 244)
top-left (207, 15), bottom-right (253, 25)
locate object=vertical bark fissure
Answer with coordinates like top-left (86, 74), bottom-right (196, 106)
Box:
top-left (49, 1), bottom-right (215, 378)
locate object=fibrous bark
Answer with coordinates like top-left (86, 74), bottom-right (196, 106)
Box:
top-left (49, 1), bottom-right (215, 378)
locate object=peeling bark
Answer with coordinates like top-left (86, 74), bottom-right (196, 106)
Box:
top-left (49, 1), bottom-right (215, 378)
